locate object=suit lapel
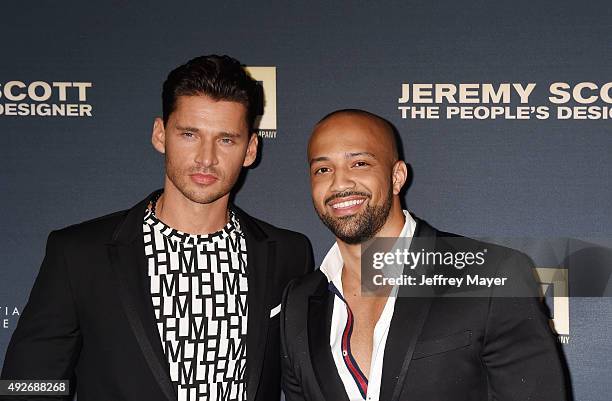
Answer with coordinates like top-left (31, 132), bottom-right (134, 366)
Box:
top-left (308, 274), bottom-right (351, 401)
top-left (233, 208), bottom-right (273, 401)
top-left (379, 297), bottom-right (432, 401)
top-left (379, 217), bottom-right (437, 401)
top-left (108, 190), bottom-right (177, 401)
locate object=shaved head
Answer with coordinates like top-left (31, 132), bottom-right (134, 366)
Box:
top-left (311, 109), bottom-right (399, 162)
top-left (307, 108), bottom-right (408, 244)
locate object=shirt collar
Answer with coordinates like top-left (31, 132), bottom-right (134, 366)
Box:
top-left (319, 210), bottom-right (417, 293)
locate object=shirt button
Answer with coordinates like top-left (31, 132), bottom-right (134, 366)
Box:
top-left (342, 350), bottom-right (348, 356)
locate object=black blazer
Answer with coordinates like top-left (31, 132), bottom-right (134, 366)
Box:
top-left (1, 190), bottom-right (314, 401)
top-left (281, 217), bottom-right (570, 401)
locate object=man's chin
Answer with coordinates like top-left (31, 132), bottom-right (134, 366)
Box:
top-left (333, 214), bottom-right (359, 223)
top-left (181, 187), bottom-right (228, 205)
top-left (333, 230), bottom-right (372, 245)
top-left (321, 218), bottom-right (371, 244)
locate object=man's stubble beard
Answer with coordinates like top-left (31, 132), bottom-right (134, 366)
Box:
top-left (316, 186), bottom-right (394, 245)
top-left (165, 158), bottom-right (236, 205)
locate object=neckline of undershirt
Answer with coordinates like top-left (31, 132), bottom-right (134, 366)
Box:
top-left (143, 208), bottom-right (241, 246)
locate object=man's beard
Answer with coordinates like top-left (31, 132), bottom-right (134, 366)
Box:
top-left (165, 159), bottom-right (234, 205)
top-left (316, 187), bottom-right (393, 245)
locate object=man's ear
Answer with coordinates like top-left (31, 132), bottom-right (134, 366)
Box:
top-left (243, 133), bottom-right (259, 167)
top-left (151, 118), bottom-right (166, 154)
top-left (391, 160), bottom-right (408, 195)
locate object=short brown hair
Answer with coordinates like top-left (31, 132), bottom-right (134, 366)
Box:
top-left (162, 55), bottom-right (262, 132)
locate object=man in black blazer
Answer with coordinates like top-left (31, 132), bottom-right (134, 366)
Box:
top-left (281, 109), bottom-right (569, 401)
top-left (2, 55), bottom-right (313, 401)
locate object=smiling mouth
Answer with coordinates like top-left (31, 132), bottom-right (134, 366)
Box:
top-left (325, 194), bottom-right (369, 216)
top-left (330, 198), bottom-right (366, 209)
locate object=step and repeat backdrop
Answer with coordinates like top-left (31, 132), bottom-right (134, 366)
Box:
top-left (1, 1), bottom-right (610, 400)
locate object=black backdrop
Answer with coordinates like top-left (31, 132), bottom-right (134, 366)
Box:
top-left (1, 1), bottom-right (611, 400)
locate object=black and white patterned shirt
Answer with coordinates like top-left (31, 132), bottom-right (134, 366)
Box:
top-left (143, 206), bottom-right (248, 401)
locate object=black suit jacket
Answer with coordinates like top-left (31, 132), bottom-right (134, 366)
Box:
top-left (1, 190), bottom-right (314, 401)
top-left (280, 217), bottom-right (570, 401)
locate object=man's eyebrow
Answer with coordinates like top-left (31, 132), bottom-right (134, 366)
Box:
top-left (309, 152), bottom-right (377, 165)
top-left (309, 156), bottom-right (329, 165)
top-left (346, 151), bottom-right (377, 159)
top-left (174, 125), bottom-right (242, 137)
top-left (175, 125), bottom-right (200, 132)
top-left (219, 131), bottom-right (242, 137)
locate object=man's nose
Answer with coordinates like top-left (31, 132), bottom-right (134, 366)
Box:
top-left (330, 168), bottom-right (356, 192)
top-left (194, 138), bottom-right (219, 167)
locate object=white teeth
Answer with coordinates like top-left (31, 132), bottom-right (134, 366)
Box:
top-left (331, 199), bottom-right (365, 209)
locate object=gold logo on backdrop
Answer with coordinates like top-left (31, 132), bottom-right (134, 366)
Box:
top-left (535, 267), bottom-right (570, 343)
top-left (245, 67), bottom-right (277, 139)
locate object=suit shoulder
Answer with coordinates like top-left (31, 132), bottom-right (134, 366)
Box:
top-left (236, 209), bottom-right (311, 245)
top-left (432, 228), bottom-right (537, 292)
top-left (433, 227), bottom-right (527, 263)
top-left (51, 209), bottom-right (129, 245)
top-left (251, 215), bottom-right (307, 239)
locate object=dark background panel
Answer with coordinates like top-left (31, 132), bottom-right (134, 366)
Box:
top-left (1, 1), bottom-right (611, 400)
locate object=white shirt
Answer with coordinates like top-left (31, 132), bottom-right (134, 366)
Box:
top-left (319, 210), bottom-right (417, 401)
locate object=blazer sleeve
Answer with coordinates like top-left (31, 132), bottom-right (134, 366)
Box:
top-left (481, 250), bottom-right (570, 401)
top-left (1, 230), bottom-right (81, 397)
top-left (280, 279), bottom-right (307, 401)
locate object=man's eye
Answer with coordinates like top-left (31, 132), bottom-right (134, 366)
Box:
top-left (353, 161), bottom-right (369, 167)
top-left (220, 138), bottom-right (234, 144)
top-left (182, 132), bottom-right (195, 138)
top-left (314, 167), bottom-right (331, 175)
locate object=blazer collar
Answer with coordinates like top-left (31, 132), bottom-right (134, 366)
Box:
top-left (232, 205), bottom-right (269, 242)
top-left (379, 216), bottom-right (437, 401)
top-left (236, 206), bottom-right (275, 401)
top-left (110, 189), bottom-right (162, 245)
top-left (107, 189), bottom-right (176, 401)
top-left (308, 272), bottom-right (351, 401)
